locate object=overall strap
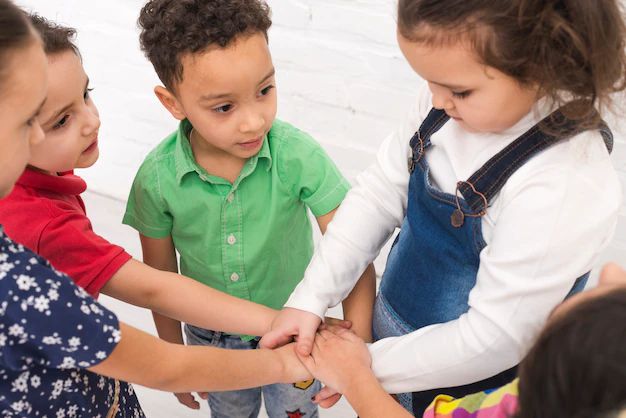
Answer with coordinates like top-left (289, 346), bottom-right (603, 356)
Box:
top-left (408, 108), bottom-right (450, 173)
top-left (457, 109), bottom-right (614, 216)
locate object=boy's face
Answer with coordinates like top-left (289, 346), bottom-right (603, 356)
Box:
top-left (0, 40), bottom-right (47, 197)
top-left (156, 32), bottom-right (277, 161)
top-left (397, 31), bottom-right (539, 134)
top-left (30, 50), bottom-right (100, 173)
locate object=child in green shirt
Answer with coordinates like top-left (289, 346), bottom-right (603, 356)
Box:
top-left (124, 0), bottom-right (376, 416)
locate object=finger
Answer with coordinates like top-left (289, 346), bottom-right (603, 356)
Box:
top-left (318, 329), bottom-right (336, 340)
top-left (259, 330), bottom-right (294, 349)
top-left (175, 393), bottom-right (200, 410)
top-left (318, 393), bottom-right (342, 409)
top-left (295, 327), bottom-right (316, 356)
top-left (197, 392), bottom-right (209, 400)
top-left (323, 317), bottom-right (352, 329)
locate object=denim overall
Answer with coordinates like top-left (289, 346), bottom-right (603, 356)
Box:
top-left (372, 108), bottom-right (613, 416)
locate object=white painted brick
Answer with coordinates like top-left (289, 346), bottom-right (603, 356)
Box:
top-left (14, 0), bottom-right (626, 269)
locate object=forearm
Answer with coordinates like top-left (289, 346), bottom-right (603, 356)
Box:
top-left (152, 311), bottom-right (184, 344)
top-left (369, 316), bottom-right (521, 394)
top-left (147, 269), bottom-right (276, 336)
top-left (341, 264), bottom-right (376, 342)
top-left (105, 259), bottom-right (276, 337)
top-left (91, 322), bottom-right (301, 393)
top-left (343, 371), bottom-right (413, 418)
top-left (287, 167), bottom-right (406, 317)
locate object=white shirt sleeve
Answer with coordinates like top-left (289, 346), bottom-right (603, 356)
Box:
top-left (285, 87), bottom-right (432, 317)
top-left (369, 132), bottom-right (622, 393)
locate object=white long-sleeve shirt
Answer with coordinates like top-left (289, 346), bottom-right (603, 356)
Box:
top-left (285, 83), bottom-right (622, 394)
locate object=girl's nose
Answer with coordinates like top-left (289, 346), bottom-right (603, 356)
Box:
top-left (82, 106), bottom-right (101, 137)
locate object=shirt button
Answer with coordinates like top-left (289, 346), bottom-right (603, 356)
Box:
top-left (227, 234), bottom-right (236, 245)
top-left (227, 193), bottom-right (234, 203)
top-left (230, 272), bottom-right (240, 282)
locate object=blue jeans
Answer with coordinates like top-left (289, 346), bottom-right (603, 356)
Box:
top-left (185, 325), bottom-right (320, 418)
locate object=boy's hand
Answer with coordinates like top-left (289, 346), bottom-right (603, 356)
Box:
top-left (259, 307), bottom-right (322, 355)
top-left (174, 391), bottom-right (208, 409)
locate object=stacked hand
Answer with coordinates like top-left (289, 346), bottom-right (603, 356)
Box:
top-left (260, 308), bottom-right (372, 408)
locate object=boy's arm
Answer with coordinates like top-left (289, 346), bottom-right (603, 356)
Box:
top-left (316, 209), bottom-right (376, 342)
top-left (100, 235), bottom-right (276, 337)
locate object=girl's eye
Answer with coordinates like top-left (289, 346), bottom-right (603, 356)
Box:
top-left (452, 90), bottom-right (471, 99)
top-left (213, 104), bottom-right (233, 114)
top-left (84, 87), bottom-right (94, 101)
top-left (53, 115), bottom-right (70, 130)
top-left (259, 85), bottom-right (274, 96)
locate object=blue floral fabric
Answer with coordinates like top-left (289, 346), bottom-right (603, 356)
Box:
top-left (0, 227), bottom-right (144, 417)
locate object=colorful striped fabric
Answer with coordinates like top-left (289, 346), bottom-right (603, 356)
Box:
top-left (423, 379), bottom-right (519, 418)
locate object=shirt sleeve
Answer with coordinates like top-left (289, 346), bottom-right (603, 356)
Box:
top-left (275, 124), bottom-right (350, 216)
top-left (284, 86), bottom-right (432, 317)
top-left (123, 157), bottom-right (174, 238)
top-left (368, 136), bottom-right (622, 393)
top-left (423, 379), bottom-right (519, 418)
top-left (0, 245), bottom-right (121, 372)
top-left (39, 202), bottom-right (131, 298)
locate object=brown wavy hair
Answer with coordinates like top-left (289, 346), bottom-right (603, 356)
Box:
top-left (28, 14), bottom-right (79, 56)
top-left (397, 0), bottom-right (626, 126)
top-left (138, 0), bottom-right (272, 91)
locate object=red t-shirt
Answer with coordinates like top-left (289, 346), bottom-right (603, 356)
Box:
top-left (0, 169), bottom-right (131, 298)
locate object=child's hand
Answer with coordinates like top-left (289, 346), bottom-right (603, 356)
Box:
top-left (313, 385), bottom-right (343, 409)
top-left (275, 343), bottom-right (313, 383)
top-left (259, 307), bottom-right (322, 355)
top-left (297, 327), bottom-right (372, 395)
top-left (173, 391), bottom-right (208, 410)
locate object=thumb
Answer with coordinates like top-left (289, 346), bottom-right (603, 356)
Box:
top-left (259, 330), bottom-right (293, 349)
top-left (295, 327), bottom-right (316, 356)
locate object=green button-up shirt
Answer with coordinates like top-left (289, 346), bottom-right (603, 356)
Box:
top-left (123, 119), bottom-right (349, 313)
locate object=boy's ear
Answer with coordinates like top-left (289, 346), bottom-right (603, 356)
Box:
top-left (154, 86), bottom-right (186, 121)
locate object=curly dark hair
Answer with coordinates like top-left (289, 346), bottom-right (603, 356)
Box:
top-left (515, 288), bottom-right (626, 418)
top-left (398, 0), bottom-right (626, 127)
top-left (28, 13), bottom-right (79, 56)
top-left (138, 0), bottom-right (272, 90)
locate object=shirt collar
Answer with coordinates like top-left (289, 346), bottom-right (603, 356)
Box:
top-left (174, 119), bottom-right (273, 185)
top-left (17, 168), bottom-right (87, 195)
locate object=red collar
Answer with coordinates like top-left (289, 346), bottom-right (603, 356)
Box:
top-left (16, 168), bottom-right (87, 196)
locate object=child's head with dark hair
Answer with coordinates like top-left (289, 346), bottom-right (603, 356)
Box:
top-left (397, 0), bottom-right (626, 128)
top-left (138, 0), bottom-right (272, 91)
top-left (28, 13), bottom-right (79, 57)
top-left (24, 14), bottom-right (101, 175)
top-left (137, 0), bottom-right (278, 165)
top-left (516, 284), bottom-right (626, 418)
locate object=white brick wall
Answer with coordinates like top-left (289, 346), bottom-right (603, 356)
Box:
top-left (16, 0), bottom-right (626, 267)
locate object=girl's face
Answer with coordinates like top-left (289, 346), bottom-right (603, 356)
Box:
top-left (398, 32), bottom-right (539, 134)
top-left (30, 50), bottom-right (100, 173)
top-left (0, 40), bottom-right (47, 198)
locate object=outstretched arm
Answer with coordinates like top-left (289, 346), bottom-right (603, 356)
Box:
top-left (89, 322), bottom-right (310, 392)
top-left (101, 234), bottom-right (276, 338)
